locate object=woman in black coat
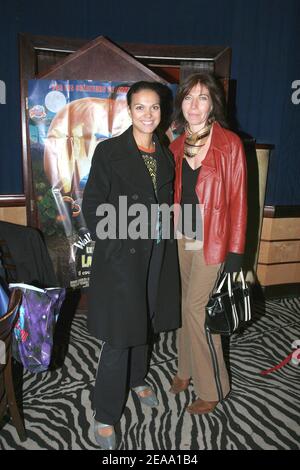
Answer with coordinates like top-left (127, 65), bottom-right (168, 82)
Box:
top-left (82, 81), bottom-right (180, 450)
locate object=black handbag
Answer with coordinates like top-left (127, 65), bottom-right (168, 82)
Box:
top-left (205, 269), bottom-right (251, 336)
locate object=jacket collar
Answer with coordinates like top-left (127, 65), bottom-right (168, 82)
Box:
top-left (111, 126), bottom-right (174, 197)
top-left (210, 121), bottom-right (231, 152)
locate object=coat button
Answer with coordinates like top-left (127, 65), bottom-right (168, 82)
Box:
top-left (132, 194), bottom-right (139, 200)
top-left (130, 248), bottom-right (136, 254)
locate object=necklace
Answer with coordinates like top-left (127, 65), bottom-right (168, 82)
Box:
top-left (184, 123), bottom-right (212, 158)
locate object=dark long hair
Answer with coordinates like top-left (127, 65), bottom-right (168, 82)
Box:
top-left (173, 72), bottom-right (229, 130)
top-left (126, 81), bottom-right (162, 106)
top-left (127, 80), bottom-right (173, 136)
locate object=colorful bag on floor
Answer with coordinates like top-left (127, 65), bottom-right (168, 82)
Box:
top-left (9, 283), bottom-right (66, 373)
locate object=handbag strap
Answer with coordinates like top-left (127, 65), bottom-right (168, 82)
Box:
top-left (215, 272), bottom-right (229, 293)
top-left (215, 271), bottom-right (234, 296)
top-left (216, 269), bottom-right (247, 293)
top-left (236, 269), bottom-right (247, 289)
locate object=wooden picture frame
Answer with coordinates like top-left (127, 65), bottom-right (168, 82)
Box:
top-left (19, 33), bottom-right (231, 226)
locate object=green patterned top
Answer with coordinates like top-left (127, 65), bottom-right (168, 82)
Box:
top-left (139, 148), bottom-right (157, 194)
top-left (138, 146), bottom-right (161, 243)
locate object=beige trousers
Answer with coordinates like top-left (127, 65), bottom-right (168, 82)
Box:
top-left (177, 237), bottom-right (230, 401)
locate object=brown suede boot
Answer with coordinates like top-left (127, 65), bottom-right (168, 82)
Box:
top-left (187, 398), bottom-right (218, 415)
top-left (169, 375), bottom-right (190, 394)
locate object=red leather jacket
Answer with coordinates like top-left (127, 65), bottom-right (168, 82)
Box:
top-left (169, 121), bottom-right (247, 265)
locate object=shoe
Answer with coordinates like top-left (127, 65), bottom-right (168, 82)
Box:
top-left (169, 375), bottom-right (190, 394)
top-left (187, 398), bottom-right (218, 415)
top-left (132, 385), bottom-right (159, 407)
top-left (94, 421), bottom-right (116, 450)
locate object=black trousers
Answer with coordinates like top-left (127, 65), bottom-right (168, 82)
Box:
top-left (93, 241), bottom-right (164, 425)
top-left (93, 342), bottom-right (149, 424)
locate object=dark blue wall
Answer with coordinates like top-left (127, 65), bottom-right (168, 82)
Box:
top-left (1, 0), bottom-right (300, 204)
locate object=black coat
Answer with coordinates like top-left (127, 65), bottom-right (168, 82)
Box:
top-left (0, 221), bottom-right (57, 287)
top-left (82, 126), bottom-right (181, 348)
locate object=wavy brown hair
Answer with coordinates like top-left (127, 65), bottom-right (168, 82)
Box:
top-left (173, 72), bottom-right (229, 130)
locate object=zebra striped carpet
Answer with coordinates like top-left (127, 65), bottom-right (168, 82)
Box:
top-left (0, 296), bottom-right (299, 450)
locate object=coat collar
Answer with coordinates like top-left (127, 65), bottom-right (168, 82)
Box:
top-left (111, 126), bottom-right (174, 197)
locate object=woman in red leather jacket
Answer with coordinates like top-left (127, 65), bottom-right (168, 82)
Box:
top-left (169, 72), bottom-right (247, 414)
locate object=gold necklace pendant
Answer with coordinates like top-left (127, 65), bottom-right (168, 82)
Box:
top-left (184, 123), bottom-right (211, 158)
